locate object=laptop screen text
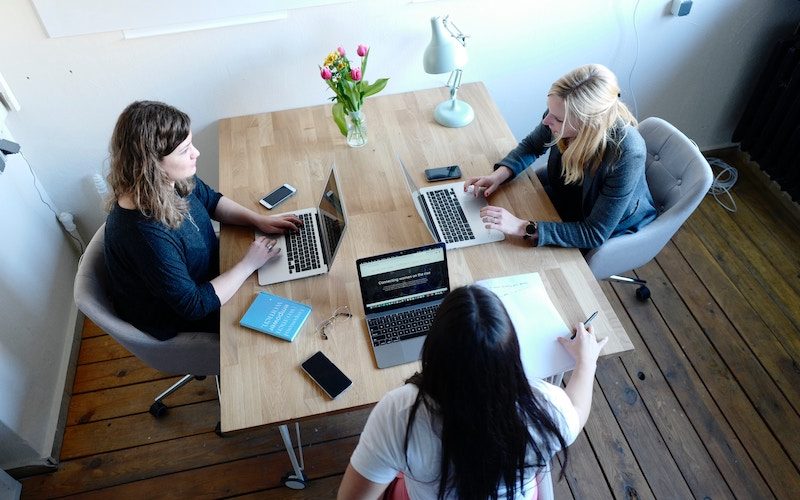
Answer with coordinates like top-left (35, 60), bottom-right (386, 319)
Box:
top-left (359, 246), bottom-right (448, 314)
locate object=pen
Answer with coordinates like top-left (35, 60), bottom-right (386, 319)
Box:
top-left (571, 311), bottom-right (598, 339)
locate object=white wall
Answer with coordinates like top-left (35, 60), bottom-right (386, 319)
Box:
top-left (0, 123), bottom-right (79, 469)
top-left (2, 0), bottom-right (799, 241)
top-left (0, 0), bottom-right (798, 469)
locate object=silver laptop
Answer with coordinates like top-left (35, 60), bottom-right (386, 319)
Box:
top-left (356, 243), bottom-right (449, 369)
top-left (257, 164), bottom-right (348, 285)
top-left (397, 157), bottom-right (504, 250)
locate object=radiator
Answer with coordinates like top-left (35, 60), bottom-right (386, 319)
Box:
top-left (733, 25), bottom-right (800, 202)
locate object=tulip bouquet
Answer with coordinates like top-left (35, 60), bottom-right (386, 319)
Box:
top-left (320, 44), bottom-right (388, 140)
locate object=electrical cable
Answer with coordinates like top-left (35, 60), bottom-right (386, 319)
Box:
top-left (706, 157), bottom-right (738, 212)
top-left (20, 151), bottom-right (85, 252)
top-left (627, 0), bottom-right (642, 119)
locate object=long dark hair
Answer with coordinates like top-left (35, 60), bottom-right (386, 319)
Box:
top-left (405, 285), bottom-right (569, 499)
top-left (107, 100), bottom-right (194, 228)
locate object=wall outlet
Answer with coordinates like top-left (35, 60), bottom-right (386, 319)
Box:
top-left (671, 0), bottom-right (693, 16)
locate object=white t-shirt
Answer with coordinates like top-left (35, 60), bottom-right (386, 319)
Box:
top-left (350, 380), bottom-right (580, 500)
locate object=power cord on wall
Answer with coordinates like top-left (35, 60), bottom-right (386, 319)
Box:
top-left (20, 151), bottom-right (86, 253)
top-left (706, 157), bottom-right (738, 212)
top-left (627, 0), bottom-right (642, 119)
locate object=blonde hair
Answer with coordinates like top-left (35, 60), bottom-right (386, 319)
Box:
top-left (107, 101), bottom-right (194, 229)
top-left (548, 64), bottom-right (637, 184)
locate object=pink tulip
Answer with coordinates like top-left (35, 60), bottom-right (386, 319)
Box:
top-left (320, 67), bottom-right (332, 80)
top-left (350, 68), bottom-right (362, 81)
top-left (337, 46), bottom-right (346, 56)
top-left (357, 44), bottom-right (369, 57)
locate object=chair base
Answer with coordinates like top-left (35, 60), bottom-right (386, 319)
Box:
top-left (148, 374), bottom-right (220, 418)
top-left (608, 275), bottom-right (651, 302)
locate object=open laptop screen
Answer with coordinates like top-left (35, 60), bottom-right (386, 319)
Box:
top-left (357, 243), bottom-right (449, 315)
top-left (318, 166), bottom-right (347, 268)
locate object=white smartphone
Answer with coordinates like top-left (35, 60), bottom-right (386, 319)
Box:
top-left (259, 184), bottom-right (296, 210)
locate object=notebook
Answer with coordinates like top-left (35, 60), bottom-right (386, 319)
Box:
top-left (476, 272), bottom-right (575, 380)
top-left (397, 157), bottom-right (504, 250)
top-left (239, 291), bottom-right (312, 342)
top-left (356, 242), bottom-right (449, 369)
top-left (257, 163), bottom-right (348, 285)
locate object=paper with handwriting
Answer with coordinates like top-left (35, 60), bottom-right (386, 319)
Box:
top-left (476, 272), bottom-right (575, 380)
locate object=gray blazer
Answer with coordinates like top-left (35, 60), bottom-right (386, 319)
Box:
top-left (496, 121), bottom-right (657, 249)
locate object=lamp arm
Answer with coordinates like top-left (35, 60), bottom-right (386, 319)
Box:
top-left (442, 15), bottom-right (468, 47)
top-left (448, 69), bottom-right (463, 100)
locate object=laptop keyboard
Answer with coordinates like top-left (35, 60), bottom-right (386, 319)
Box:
top-left (368, 304), bottom-right (439, 346)
top-left (427, 188), bottom-right (475, 243)
top-left (285, 213), bottom-right (321, 273)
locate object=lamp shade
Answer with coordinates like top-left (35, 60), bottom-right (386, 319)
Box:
top-left (423, 16), bottom-right (468, 74)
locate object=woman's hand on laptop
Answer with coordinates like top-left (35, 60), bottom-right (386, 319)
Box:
top-left (464, 166), bottom-right (512, 198)
top-left (479, 206), bottom-right (527, 237)
top-left (253, 214), bottom-right (303, 234)
top-left (242, 236), bottom-right (281, 273)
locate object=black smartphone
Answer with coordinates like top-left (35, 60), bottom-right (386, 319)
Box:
top-left (424, 165), bottom-right (462, 182)
top-left (301, 351), bottom-right (352, 399)
top-left (259, 183), bottom-right (296, 210)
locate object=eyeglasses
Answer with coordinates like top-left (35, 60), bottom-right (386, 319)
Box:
top-left (316, 305), bottom-right (353, 339)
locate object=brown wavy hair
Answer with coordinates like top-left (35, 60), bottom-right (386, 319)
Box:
top-left (548, 64), bottom-right (637, 184)
top-left (107, 101), bottom-right (194, 228)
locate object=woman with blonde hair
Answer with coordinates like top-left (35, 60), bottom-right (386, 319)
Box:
top-left (466, 64), bottom-right (656, 249)
top-left (104, 100), bottom-right (301, 340)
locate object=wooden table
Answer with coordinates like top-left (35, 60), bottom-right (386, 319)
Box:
top-left (218, 83), bottom-right (633, 437)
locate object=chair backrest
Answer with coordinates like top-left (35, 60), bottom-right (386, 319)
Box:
top-left (74, 224), bottom-right (219, 376)
top-left (585, 117), bottom-right (713, 279)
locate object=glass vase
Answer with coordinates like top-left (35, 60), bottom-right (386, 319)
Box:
top-left (346, 110), bottom-right (367, 148)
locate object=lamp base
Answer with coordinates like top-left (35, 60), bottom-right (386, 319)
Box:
top-left (434, 98), bottom-right (474, 128)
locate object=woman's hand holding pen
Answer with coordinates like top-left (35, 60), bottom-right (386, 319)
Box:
top-left (558, 314), bottom-right (607, 369)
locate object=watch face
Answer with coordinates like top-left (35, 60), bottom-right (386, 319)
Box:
top-left (526, 223), bottom-right (537, 235)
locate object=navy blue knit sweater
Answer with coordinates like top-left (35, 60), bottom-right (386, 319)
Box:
top-left (104, 177), bottom-right (222, 340)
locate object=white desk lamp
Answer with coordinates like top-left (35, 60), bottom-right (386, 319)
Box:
top-left (423, 16), bottom-right (474, 127)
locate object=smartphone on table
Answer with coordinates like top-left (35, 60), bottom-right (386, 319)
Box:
top-left (424, 165), bottom-right (462, 182)
top-left (259, 184), bottom-right (296, 209)
top-left (301, 351), bottom-right (352, 399)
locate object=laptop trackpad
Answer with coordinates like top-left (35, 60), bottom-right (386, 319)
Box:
top-left (403, 337), bottom-right (425, 363)
top-left (375, 337), bottom-right (426, 369)
top-left (375, 342), bottom-right (405, 369)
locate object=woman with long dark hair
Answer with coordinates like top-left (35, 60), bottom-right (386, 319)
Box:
top-left (338, 285), bottom-right (606, 499)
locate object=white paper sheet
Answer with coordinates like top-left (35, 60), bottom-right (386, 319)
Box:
top-left (476, 273), bottom-right (576, 380)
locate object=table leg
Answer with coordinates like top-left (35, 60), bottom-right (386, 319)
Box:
top-left (279, 423), bottom-right (308, 489)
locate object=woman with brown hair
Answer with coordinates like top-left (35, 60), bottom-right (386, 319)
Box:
top-left (104, 100), bottom-right (300, 339)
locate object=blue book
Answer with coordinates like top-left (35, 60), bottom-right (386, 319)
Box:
top-left (239, 292), bottom-right (312, 342)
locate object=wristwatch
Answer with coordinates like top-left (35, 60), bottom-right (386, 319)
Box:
top-left (523, 220), bottom-right (538, 240)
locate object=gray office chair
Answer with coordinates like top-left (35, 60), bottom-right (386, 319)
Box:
top-left (74, 224), bottom-right (220, 419)
top-left (584, 117), bottom-right (713, 300)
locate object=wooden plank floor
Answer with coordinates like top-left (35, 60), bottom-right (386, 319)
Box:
top-left (19, 149), bottom-right (800, 499)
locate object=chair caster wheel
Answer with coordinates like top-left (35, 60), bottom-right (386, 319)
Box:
top-left (215, 421), bottom-right (226, 438)
top-left (636, 285), bottom-right (651, 302)
top-left (149, 401), bottom-right (168, 418)
top-left (282, 471), bottom-right (308, 490)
